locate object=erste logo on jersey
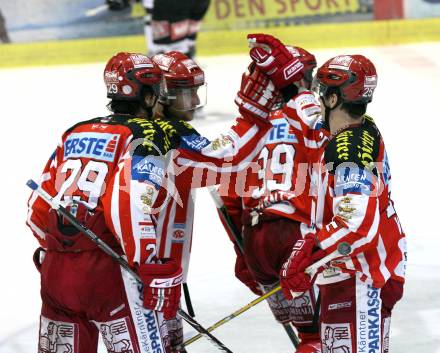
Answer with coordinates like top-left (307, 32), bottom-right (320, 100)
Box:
top-left (268, 118), bottom-right (298, 144)
top-left (64, 132), bottom-right (120, 162)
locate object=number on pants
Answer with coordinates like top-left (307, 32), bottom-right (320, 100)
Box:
top-left (55, 159), bottom-right (109, 209)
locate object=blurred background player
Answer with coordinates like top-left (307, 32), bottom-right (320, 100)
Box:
top-left (0, 8), bottom-right (10, 43)
top-left (143, 0), bottom-right (211, 58)
top-left (217, 45), bottom-right (324, 352)
top-left (26, 52), bottom-right (184, 353)
top-left (103, 49), bottom-right (304, 351)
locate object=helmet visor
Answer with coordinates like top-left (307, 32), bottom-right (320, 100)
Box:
top-left (166, 83), bottom-right (207, 111)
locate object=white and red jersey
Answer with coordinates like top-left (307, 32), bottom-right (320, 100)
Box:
top-left (219, 90), bottom-right (327, 228)
top-left (26, 115), bottom-right (171, 252)
top-left (103, 114), bottom-right (271, 278)
top-left (310, 115), bottom-right (407, 288)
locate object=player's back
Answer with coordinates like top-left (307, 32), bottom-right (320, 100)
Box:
top-left (238, 108), bottom-right (314, 224)
top-left (314, 115), bottom-right (406, 287)
top-left (27, 114), bottom-right (166, 247)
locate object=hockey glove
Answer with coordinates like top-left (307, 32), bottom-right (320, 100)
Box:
top-left (247, 33), bottom-right (304, 90)
top-left (280, 234), bottom-right (325, 299)
top-left (235, 62), bottom-right (282, 120)
top-left (138, 258), bottom-right (183, 320)
top-left (235, 254), bottom-right (263, 296)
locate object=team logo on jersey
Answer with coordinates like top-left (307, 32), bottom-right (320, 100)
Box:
top-left (268, 118), bottom-right (298, 143)
top-left (211, 134), bottom-right (233, 151)
top-left (172, 223), bottom-right (186, 242)
top-left (64, 132), bottom-right (120, 162)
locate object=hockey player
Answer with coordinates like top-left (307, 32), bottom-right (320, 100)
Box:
top-left (257, 45), bottom-right (406, 351)
top-left (217, 45), bottom-right (324, 352)
top-left (102, 50), bottom-right (305, 350)
top-left (27, 53), bottom-right (188, 353)
top-left (142, 0), bottom-right (211, 58)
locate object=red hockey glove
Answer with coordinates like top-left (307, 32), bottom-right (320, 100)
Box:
top-left (279, 234), bottom-right (325, 299)
top-left (235, 62), bottom-right (282, 120)
top-left (235, 255), bottom-right (263, 296)
top-left (247, 33), bottom-right (304, 90)
top-left (138, 258), bottom-right (183, 320)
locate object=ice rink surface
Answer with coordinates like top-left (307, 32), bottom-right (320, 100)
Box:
top-left (1, 42), bottom-right (440, 352)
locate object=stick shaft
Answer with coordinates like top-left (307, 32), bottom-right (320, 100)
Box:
top-left (183, 245), bottom-right (348, 347)
top-left (27, 179), bottom-right (232, 352)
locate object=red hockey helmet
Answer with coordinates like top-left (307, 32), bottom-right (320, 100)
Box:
top-left (104, 52), bottom-right (162, 100)
top-left (286, 46), bottom-right (317, 83)
top-left (315, 54), bottom-right (377, 104)
top-left (152, 51), bottom-right (207, 111)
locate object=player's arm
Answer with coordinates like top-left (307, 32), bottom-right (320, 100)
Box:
top-left (169, 62), bottom-right (280, 187)
top-left (103, 147), bottom-right (164, 267)
top-left (26, 143), bottom-right (63, 248)
top-left (279, 127), bottom-right (381, 297)
top-left (314, 128), bottom-right (381, 256)
top-left (103, 134), bottom-right (182, 319)
top-left (283, 91), bottom-right (326, 147)
top-left (172, 115), bottom-right (271, 186)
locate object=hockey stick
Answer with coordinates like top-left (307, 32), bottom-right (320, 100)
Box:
top-left (183, 241), bottom-right (352, 347)
top-left (183, 283), bottom-right (195, 317)
top-left (26, 179), bottom-right (233, 353)
top-left (208, 186), bottom-right (301, 347)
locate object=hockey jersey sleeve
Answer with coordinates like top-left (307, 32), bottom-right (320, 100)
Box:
top-left (103, 114), bottom-right (270, 266)
top-left (282, 91), bottom-right (327, 150)
top-left (315, 126), bottom-right (381, 257)
top-left (26, 148), bottom-right (61, 249)
top-left (171, 114), bottom-right (272, 188)
top-left (102, 120), bottom-right (168, 266)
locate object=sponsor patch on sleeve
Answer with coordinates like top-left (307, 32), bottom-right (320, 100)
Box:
top-left (335, 164), bottom-right (375, 196)
top-left (180, 134), bottom-right (210, 152)
top-left (131, 155), bottom-right (165, 189)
